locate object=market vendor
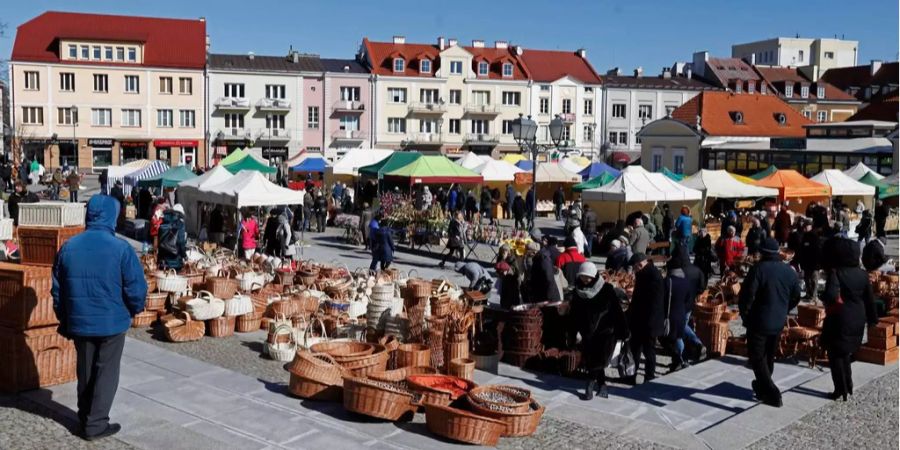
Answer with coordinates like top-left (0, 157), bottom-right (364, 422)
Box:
top-left (454, 261), bottom-right (493, 293)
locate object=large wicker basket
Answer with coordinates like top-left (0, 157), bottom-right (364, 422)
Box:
top-left (131, 310), bottom-right (157, 328)
top-left (206, 315), bottom-right (236, 338)
top-left (466, 397), bottom-right (545, 437)
top-left (406, 374), bottom-right (476, 407)
top-left (144, 289), bottom-right (168, 312)
top-left (395, 343), bottom-right (431, 368)
top-left (288, 373), bottom-right (342, 401)
top-left (235, 311), bottom-right (262, 333)
top-left (206, 269), bottom-right (238, 299)
top-left (163, 311), bottom-right (205, 343)
top-left (467, 385), bottom-right (532, 413)
top-left (424, 404), bottom-right (505, 446)
top-left (342, 376), bottom-right (419, 421)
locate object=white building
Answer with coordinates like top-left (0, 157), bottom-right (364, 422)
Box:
top-left (731, 37), bottom-right (858, 73)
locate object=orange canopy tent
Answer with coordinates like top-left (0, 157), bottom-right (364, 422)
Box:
top-left (753, 169), bottom-right (831, 202)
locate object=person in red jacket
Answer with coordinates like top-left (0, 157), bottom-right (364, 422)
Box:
top-left (715, 225), bottom-right (746, 275)
top-left (556, 236), bottom-right (587, 287)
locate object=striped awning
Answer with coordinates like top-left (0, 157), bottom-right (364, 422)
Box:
top-left (124, 160), bottom-right (169, 195)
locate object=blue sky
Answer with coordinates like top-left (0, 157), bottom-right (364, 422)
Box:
top-left (2, 0), bottom-right (897, 74)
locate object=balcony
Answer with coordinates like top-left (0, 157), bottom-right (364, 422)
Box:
top-left (464, 104), bottom-right (498, 115)
top-left (409, 102), bottom-right (447, 115)
top-left (559, 113), bottom-right (576, 123)
top-left (464, 133), bottom-right (499, 146)
top-left (255, 128), bottom-right (291, 143)
top-left (214, 97), bottom-right (251, 111)
top-left (256, 98), bottom-right (291, 112)
top-left (406, 133), bottom-right (445, 145)
top-left (332, 100), bottom-right (365, 113)
top-left (332, 129), bottom-right (366, 142)
top-left (217, 128), bottom-right (251, 141)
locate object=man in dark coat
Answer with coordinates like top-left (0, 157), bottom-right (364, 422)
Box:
top-left (571, 262), bottom-right (628, 400)
top-left (52, 196), bottom-right (147, 440)
top-left (553, 186), bottom-right (565, 221)
top-left (302, 188), bottom-right (315, 232)
top-left (626, 253), bottom-right (664, 383)
top-left (314, 191), bottom-right (328, 232)
top-left (662, 255), bottom-right (693, 371)
top-left (7, 182), bottom-right (39, 226)
top-left (465, 190), bottom-right (478, 222)
top-left (692, 227), bottom-right (715, 281)
top-left (661, 204), bottom-right (673, 241)
top-left (157, 205), bottom-right (187, 270)
top-left (527, 238), bottom-right (560, 303)
top-left (745, 218), bottom-right (765, 256)
top-left (369, 216), bottom-right (395, 271)
top-left (480, 187), bottom-right (493, 224)
top-left (820, 238), bottom-right (878, 400)
top-left (582, 204), bottom-right (599, 256)
top-left (773, 205), bottom-right (792, 244)
top-left (505, 184), bottom-right (515, 219)
top-left (673, 244), bottom-right (708, 362)
top-left (359, 203), bottom-right (374, 249)
top-left (798, 223), bottom-right (822, 300)
top-left (525, 188), bottom-right (536, 229)
top-left (874, 200), bottom-right (888, 238)
top-left (855, 209), bottom-right (873, 245)
top-left (738, 238), bottom-right (802, 407)
top-left (862, 237), bottom-right (889, 272)
top-left (512, 193), bottom-right (526, 230)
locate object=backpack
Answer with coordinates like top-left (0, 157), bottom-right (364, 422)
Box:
top-left (158, 220), bottom-right (179, 256)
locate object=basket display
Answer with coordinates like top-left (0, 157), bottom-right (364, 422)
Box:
top-left (0, 263), bottom-right (57, 330)
top-left (424, 404), bottom-right (505, 446)
top-left (144, 290), bottom-right (168, 312)
top-left (342, 376), bottom-right (419, 421)
top-left (406, 374), bottom-right (476, 407)
top-left (288, 373), bottom-right (342, 401)
top-left (224, 294), bottom-right (254, 317)
top-left (156, 269), bottom-right (189, 293)
top-left (0, 325), bottom-right (76, 393)
top-left (18, 226), bottom-right (86, 267)
top-left (447, 358), bottom-right (475, 380)
top-left (287, 351), bottom-right (346, 386)
top-left (334, 347), bottom-right (390, 377)
top-left (395, 343), bottom-right (431, 368)
top-left (235, 311), bottom-right (262, 333)
top-left (466, 398), bottom-right (545, 437)
top-left (467, 385), bottom-right (532, 413)
top-left (310, 341), bottom-right (375, 358)
top-left (206, 269), bottom-right (238, 299)
top-left (163, 311), bottom-right (205, 343)
top-left (367, 366), bottom-right (438, 383)
top-left (185, 291), bottom-right (225, 321)
top-left (266, 324), bottom-right (297, 361)
top-left (131, 310), bottom-right (157, 328)
top-left (207, 315), bottom-right (236, 338)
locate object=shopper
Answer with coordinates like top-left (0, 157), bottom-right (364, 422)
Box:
top-left (314, 191), bottom-right (328, 232)
top-left (512, 192), bottom-right (527, 230)
top-left (874, 199), bottom-right (888, 238)
top-left (692, 227), bottom-right (715, 281)
top-left (773, 205), bottom-right (792, 244)
top-left (673, 206), bottom-right (693, 250)
top-left (525, 187), bottom-right (536, 229)
top-left (527, 237), bottom-right (560, 303)
top-left (369, 217), bottom-right (395, 272)
top-left (798, 222), bottom-right (822, 300)
top-left (862, 236), bottom-right (889, 272)
top-left (157, 204), bottom-right (187, 270)
top-left (855, 210), bottom-right (873, 245)
top-left (745, 217), bottom-right (765, 256)
top-left (505, 183), bottom-right (515, 219)
top-left (480, 186), bottom-right (493, 224)
top-left (240, 211), bottom-right (260, 260)
top-left (662, 254), bottom-right (692, 371)
top-left (52, 195), bottom-right (147, 440)
top-left (629, 218), bottom-right (651, 255)
top-left (605, 239), bottom-right (631, 272)
top-left (626, 253), bottom-right (664, 384)
top-left (553, 186), bottom-right (565, 221)
top-left (454, 261), bottom-right (493, 292)
top-left (582, 204), bottom-right (598, 256)
top-left (715, 226), bottom-right (746, 275)
top-left (67, 169), bottom-right (81, 203)
top-left (438, 212), bottom-right (466, 269)
top-left (556, 235), bottom-right (587, 287)
top-left (738, 238), bottom-right (802, 407)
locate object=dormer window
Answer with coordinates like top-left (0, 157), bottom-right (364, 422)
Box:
top-left (730, 111), bottom-right (744, 124)
top-left (817, 86), bottom-right (825, 99)
top-left (502, 62), bottom-right (513, 77)
top-left (800, 85), bottom-right (809, 99)
top-left (733, 82), bottom-right (742, 94)
top-left (784, 84), bottom-right (794, 97)
top-left (393, 58), bottom-right (405, 73)
top-left (68, 45), bottom-right (77, 58)
top-left (774, 113), bottom-right (787, 125)
top-left (760, 83), bottom-right (767, 95)
top-left (747, 82), bottom-right (755, 94)
top-left (420, 59), bottom-right (431, 74)
top-left (478, 61), bottom-right (489, 76)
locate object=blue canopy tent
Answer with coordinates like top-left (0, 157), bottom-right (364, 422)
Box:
top-left (516, 160), bottom-right (534, 171)
top-left (291, 156), bottom-right (327, 173)
top-left (578, 162), bottom-right (621, 181)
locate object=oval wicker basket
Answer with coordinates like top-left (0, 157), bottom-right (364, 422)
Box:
top-left (447, 358), bottom-right (475, 380)
top-left (163, 311), bottom-right (205, 342)
top-left (342, 376), bottom-right (418, 421)
top-left (310, 341), bottom-right (375, 358)
top-left (424, 404), bottom-right (505, 446)
top-left (131, 310), bottom-right (157, 328)
top-left (467, 385), bottom-right (532, 414)
top-left (367, 365), bottom-right (438, 383)
top-left (206, 269), bottom-right (238, 299)
top-left (288, 373), bottom-right (342, 401)
top-left (145, 290), bottom-right (168, 312)
top-left (466, 398), bottom-right (545, 437)
top-left (235, 311), bottom-right (263, 333)
top-left (206, 315), bottom-right (236, 338)
top-left (406, 375), bottom-right (476, 407)
top-left (287, 351), bottom-right (346, 386)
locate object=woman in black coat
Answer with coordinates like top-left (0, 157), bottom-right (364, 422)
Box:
top-left (571, 262), bottom-right (628, 400)
top-left (627, 255), bottom-right (665, 383)
top-left (820, 238), bottom-right (877, 401)
top-left (692, 228), bottom-right (715, 280)
top-left (662, 257), bottom-right (693, 371)
top-left (438, 212), bottom-right (466, 268)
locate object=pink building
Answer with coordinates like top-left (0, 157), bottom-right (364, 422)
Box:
top-left (301, 76), bottom-right (324, 154)
top-left (321, 59), bottom-right (372, 161)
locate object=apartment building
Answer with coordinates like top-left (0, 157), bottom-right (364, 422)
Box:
top-left (600, 65), bottom-right (718, 157)
top-left (321, 58), bottom-right (373, 161)
top-left (0, 80), bottom-right (7, 156)
top-left (755, 66), bottom-right (859, 122)
top-left (9, 11), bottom-right (207, 170)
top-left (731, 37), bottom-right (858, 72)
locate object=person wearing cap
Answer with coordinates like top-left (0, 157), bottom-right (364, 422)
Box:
top-left (157, 204), bottom-right (187, 270)
top-left (556, 235), bottom-right (587, 287)
top-left (571, 261), bottom-right (628, 400)
top-left (715, 225), bottom-right (746, 275)
top-left (739, 238), bottom-right (802, 407)
top-left (629, 218), bottom-right (651, 256)
top-left (605, 239), bottom-right (631, 272)
top-left (626, 252), bottom-right (664, 384)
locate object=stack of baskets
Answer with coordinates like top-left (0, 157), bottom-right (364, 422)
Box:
top-left (287, 351), bottom-right (346, 401)
top-left (501, 309), bottom-right (543, 367)
top-left (694, 290), bottom-right (731, 357)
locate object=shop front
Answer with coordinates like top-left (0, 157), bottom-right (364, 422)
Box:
top-left (88, 138), bottom-right (115, 172)
top-left (154, 140), bottom-right (200, 169)
top-left (120, 141), bottom-right (150, 164)
top-left (261, 147), bottom-right (289, 165)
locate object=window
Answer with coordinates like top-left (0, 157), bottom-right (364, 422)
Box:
top-left (179, 110), bottom-right (195, 128)
top-left (267, 114), bottom-right (286, 129)
top-left (393, 58), bottom-right (405, 72)
top-left (652, 151), bottom-right (663, 172)
top-left (584, 99), bottom-right (593, 116)
top-left (157, 109), bottom-right (174, 127)
top-left (760, 83), bottom-right (767, 95)
top-left (583, 124), bottom-right (593, 142)
top-left (608, 132), bottom-right (618, 145)
top-left (420, 89), bottom-right (439, 104)
top-left (638, 104), bottom-right (652, 120)
top-left (477, 62), bottom-right (489, 76)
top-left (561, 126), bottom-right (571, 141)
top-left (124, 75), bottom-right (140, 93)
top-left (471, 119), bottom-right (489, 134)
top-left (103, 46), bottom-right (112, 60)
top-left (93, 74), bottom-right (108, 93)
top-left (387, 118), bottom-right (406, 133)
top-left (179, 77), bottom-right (192, 95)
top-left (260, 84), bottom-right (283, 99)
top-left (562, 99), bottom-right (572, 114)
top-left (22, 107), bottom-right (43, 125)
top-left (824, 51), bottom-right (835, 59)
top-left (800, 85), bottom-right (809, 99)
top-left (57, 107), bottom-right (77, 125)
top-left (420, 59), bottom-right (431, 74)
top-left (81, 45), bottom-right (89, 59)
top-left (612, 103), bottom-right (626, 119)
top-left (784, 84), bottom-right (794, 97)
top-left (224, 83), bottom-right (245, 98)
top-left (307, 106), bottom-right (319, 129)
top-left (747, 82), bottom-right (755, 94)
top-left (68, 45), bottom-right (77, 58)
top-left (817, 86), bottom-right (825, 99)
top-left (539, 98), bottom-right (549, 114)
top-left (387, 88), bottom-right (407, 103)
top-left (502, 62), bottom-right (513, 77)
top-left (59, 73), bottom-right (75, 92)
top-left (121, 109), bottom-right (141, 127)
top-left (502, 120), bottom-right (514, 135)
top-left (338, 115), bottom-right (358, 131)
top-left (419, 119), bottom-right (440, 133)
top-left (116, 47), bottom-right (125, 61)
top-left (471, 90), bottom-right (490, 106)
top-left (24, 71), bottom-right (39, 90)
top-left (802, 110), bottom-right (812, 119)
top-left (92, 46), bottom-right (101, 59)
top-left (450, 61), bottom-right (463, 74)
top-left (159, 77), bottom-right (173, 94)
top-left (127, 48), bottom-right (136, 62)
top-left (619, 132), bottom-right (628, 145)
top-left (224, 113), bottom-right (244, 128)
top-left (817, 110), bottom-right (827, 122)
top-left (734, 82), bottom-right (742, 94)
top-left (91, 108), bottom-right (111, 126)
top-left (449, 90), bottom-right (461, 105)
top-left (306, 147), bottom-right (321, 153)
top-left (540, 85), bottom-right (550, 91)
top-left (449, 119), bottom-right (461, 134)
top-left (798, 50), bottom-right (804, 62)
top-left (673, 154), bottom-right (685, 174)
top-left (501, 91), bottom-right (521, 106)
top-left (339, 86), bottom-right (359, 102)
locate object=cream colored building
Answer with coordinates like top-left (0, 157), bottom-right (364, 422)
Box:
top-left (731, 37), bottom-right (859, 73)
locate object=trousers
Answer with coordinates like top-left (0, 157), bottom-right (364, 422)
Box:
top-left (747, 332), bottom-right (780, 402)
top-left (630, 334), bottom-right (657, 380)
top-left (74, 333), bottom-right (126, 436)
top-left (827, 349), bottom-right (853, 396)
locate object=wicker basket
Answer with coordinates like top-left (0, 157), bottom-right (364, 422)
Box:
top-left (342, 376), bottom-right (418, 421)
top-left (145, 290), bottom-right (168, 312)
top-left (156, 269), bottom-right (189, 293)
top-left (406, 374), bottom-right (476, 407)
top-left (467, 398), bottom-right (544, 437)
top-left (224, 294), bottom-right (254, 317)
top-left (266, 324), bottom-right (297, 361)
top-left (367, 366), bottom-right (438, 383)
top-left (447, 358), bottom-right (475, 380)
top-left (163, 311), bottom-right (205, 343)
top-left (424, 404), bottom-right (505, 446)
top-left (395, 343), bottom-right (431, 368)
top-left (206, 269), bottom-right (238, 299)
top-left (445, 339), bottom-right (470, 363)
top-left (467, 385), bottom-right (532, 413)
top-left (235, 311), bottom-right (262, 333)
top-left (185, 291), bottom-right (226, 321)
top-left (335, 347), bottom-right (390, 377)
top-left (0, 324), bottom-right (76, 393)
top-left (288, 373), bottom-right (342, 401)
top-left (472, 352), bottom-right (501, 373)
top-left (207, 315), bottom-right (236, 338)
top-left (287, 351), bottom-right (346, 386)
top-left (17, 202), bottom-right (85, 227)
top-left (0, 263), bottom-right (56, 330)
top-left (310, 341), bottom-right (375, 358)
top-left (131, 310), bottom-right (157, 328)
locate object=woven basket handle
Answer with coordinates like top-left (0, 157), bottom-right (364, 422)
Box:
top-left (273, 323), bottom-right (294, 342)
top-left (306, 316), bottom-right (328, 339)
top-left (407, 269), bottom-right (419, 279)
top-left (176, 310), bottom-right (192, 323)
top-left (196, 290), bottom-right (215, 303)
top-left (165, 268), bottom-right (177, 277)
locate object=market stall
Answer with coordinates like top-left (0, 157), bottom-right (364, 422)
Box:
top-left (681, 169), bottom-right (779, 211)
top-left (581, 166), bottom-right (703, 223)
top-left (843, 161), bottom-right (884, 181)
top-left (178, 165), bottom-right (235, 235)
top-left (382, 155), bottom-right (484, 187)
top-left (123, 160), bottom-right (169, 196)
top-left (810, 169), bottom-right (876, 208)
top-left (558, 156), bottom-right (590, 174)
top-left (577, 162), bottom-right (620, 181)
top-left (456, 152), bottom-right (491, 170)
top-left (200, 170), bottom-right (304, 207)
top-left (225, 154), bottom-right (277, 174)
top-left (858, 172), bottom-right (899, 200)
top-left (105, 159), bottom-right (153, 194)
top-left (532, 163), bottom-right (581, 208)
top-left (324, 148), bottom-right (394, 186)
top-left (501, 153), bottom-right (527, 165)
top-left (749, 165), bottom-right (778, 180)
top-left (572, 172), bottom-right (616, 193)
top-left (752, 169), bottom-right (831, 212)
top-left (218, 148), bottom-right (249, 166)
top-left (136, 165), bottom-right (198, 190)
top-left (289, 154), bottom-right (329, 189)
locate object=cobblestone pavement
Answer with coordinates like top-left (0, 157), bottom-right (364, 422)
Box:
top-left (0, 394), bottom-right (133, 450)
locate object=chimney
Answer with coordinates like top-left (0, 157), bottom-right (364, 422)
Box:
top-left (661, 67), bottom-right (671, 79)
top-left (871, 60), bottom-right (883, 75)
top-left (745, 53), bottom-right (756, 65)
top-left (576, 48), bottom-right (586, 58)
top-left (494, 40), bottom-right (508, 49)
top-left (513, 45), bottom-right (523, 55)
top-left (692, 51), bottom-right (709, 78)
top-left (448, 38), bottom-right (458, 47)
top-left (199, 17), bottom-right (205, 22)
top-left (292, 52), bottom-right (299, 63)
top-left (438, 36), bottom-right (446, 50)
top-left (606, 67), bottom-right (620, 76)
top-left (686, 64), bottom-right (693, 80)
top-left (248, 51), bottom-right (255, 60)
top-left (472, 39), bottom-right (484, 48)
top-left (393, 35), bottom-right (405, 44)
top-left (634, 66), bottom-right (643, 77)
top-left (343, 65), bottom-right (350, 73)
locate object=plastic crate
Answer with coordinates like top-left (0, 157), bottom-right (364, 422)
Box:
top-left (0, 263), bottom-right (56, 330)
top-left (18, 226), bottom-right (85, 267)
top-left (0, 325), bottom-right (76, 393)
top-left (18, 202), bottom-right (85, 227)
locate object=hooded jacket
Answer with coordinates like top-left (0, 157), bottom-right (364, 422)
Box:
top-left (821, 238), bottom-right (878, 354)
top-left (571, 275), bottom-right (628, 370)
top-left (738, 253), bottom-right (802, 336)
top-left (52, 196), bottom-right (147, 337)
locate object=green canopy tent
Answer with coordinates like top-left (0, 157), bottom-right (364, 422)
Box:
top-left (750, 165), bottom-right (778, 180)
top-left (358, 152), bottom-right (422, 179)
top-left (661, 167), bottom-right (684, 181)
top-left (573, 172), bottom-right (617, 193)
top-left (382, 155), bottom-right (483, 186)
top-left (858, 172), bottom-right (899, 199)
top-left (225, 155), bottom-right (277, 174)
top-left (218, 148), bottom-right (248, 166)
top-left (136, 165), bottom-right (198, 189)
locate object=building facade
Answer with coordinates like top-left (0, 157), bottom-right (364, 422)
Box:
top-left (731, 37), bottom-right (859, 72)
top-left (9, 11), bottom-right (207, 170)
top-left (755, 66), bottom-right (859, 122)
top-left (320, 59), bottom-right (373, 161)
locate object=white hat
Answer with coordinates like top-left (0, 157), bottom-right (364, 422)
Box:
top-left (173, 204), bottom-right (185, 214)
top-left (577, 262), bottom-right (598, 278)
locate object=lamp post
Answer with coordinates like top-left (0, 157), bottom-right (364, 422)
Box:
top-left (511, 113), bottom-right (564, 229)
top-left (71, 105), bottom-right (78, 170)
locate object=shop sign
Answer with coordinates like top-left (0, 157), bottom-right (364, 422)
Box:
top-left (262, 148), bottom-right (288, 158)
top-left (120, 141), bottom-right (147, 148)
top-left (88, 138), bottom-right (115, 147)
top-left (154, 139), bottom-right (198, 147)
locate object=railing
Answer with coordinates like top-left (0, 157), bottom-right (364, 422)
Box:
top-left (256, 98), bottom-right (291, 110)
top-left (409, 102), bottom-right (447, 113)
top-left (464, 104), bottom-right (497, 114)
top-left (256, 128), bottom-right (291, 140)
top-left (559, 112), bottom-right (576, 123)
top-left (217, 128), bottom-right (251, 140)
top-left (464, 133), bottom-right (499, 144)
top-left (214, 97), bottom-right (251, 109)
top-left (407, 132), bottom-right (444, 144)
top-left (331, 129), bottom-right (365, 140)
top-left (332, 100), bottom-right (365, 112)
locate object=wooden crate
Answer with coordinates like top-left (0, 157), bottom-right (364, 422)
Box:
top-left (17, 226), bottom-right (85, 267)
top-left (0, 263), bottom-right (56, 330)
top-left (865, 335), bottom-right (899, 351)
top-left (855, 345), bottom-right (900, 365)
top-left (879, 316), bottom-right (900, 336)
top-left (0, 325), bottom-right (76, 393)
top-left (868, 322), bottom-right (895, 339)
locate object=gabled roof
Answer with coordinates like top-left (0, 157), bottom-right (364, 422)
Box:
top-left (12, 11), bottom-right (206, 69)
top-left (465, 46), bottom-right (529, 80)
top-left (821, 62), bottom-right (899, 101)
top-left (209, 53), bottom-right (323, 73)
top-left (847, 96), bottom-right (899, 122)
top-left (671, 91), bottom-right (812, 138)
top-left (519, 49), bottom-right (602, 84)
top-left (601, 74), bottom-right (718, 91)
top-left (755, 66), bottom-right (856, 102)
top-left (362, 38), bottom-right (442, 77)
top-left (706, 57), bottom-right (765, 84)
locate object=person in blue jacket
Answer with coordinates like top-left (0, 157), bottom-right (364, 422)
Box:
top-left (369, 213), bottom-right (395, 271)
top-left (52, 195), bottom-right (147, 441)
top-left (673, 206), bottom-right (694, 250)
top-left (447, 184), bottom-right (459, 213)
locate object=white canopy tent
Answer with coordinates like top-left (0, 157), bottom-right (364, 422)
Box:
top-left (811, 169), bottom-right (877, 197)
top-left (535, 163), bottom-right (581, 183)
top-left (457, 152), bottom-right (491, 170)
top-left (681, 169), bottom-right (779, 198)
top-left (559, 157), bottom-right (589, 174)
top-left (327, 148), bottom-right (395, 177)
top-left (583, 167), bottom-right (703, 222)
top-left (104, 160), bottom-right (153, 194)
top-left (843, 162), bottom-right (884, 181)
top-left (178, 165), bottom-right (235, 234)
top-left (473, 159), bottom-right (523, 182)
top-left (200, 170), bottom-right (305, 208)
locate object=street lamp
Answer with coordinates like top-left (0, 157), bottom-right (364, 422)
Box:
top-left (71, 105), bottom-right (78, 170)
top-left (511, 113), bottom-right (564, 228)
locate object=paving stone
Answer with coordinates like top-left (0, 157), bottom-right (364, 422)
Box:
top-left (128, 380), bottom-right (246, 418)
top-left (697, 420), bottom-right (768, 450)
top-left (183, 419), bottom-right (272, 450)
top-left (117, 420), bottom-right (232, 450)
top-left (118, 360), bottom-right (174, 388)
top-left (139, 351), bottom-right (224, 377)
top-left (209, 403), bottom-right (315, 444)
top-left (619, 419), bottom-right (708, 450)
top-left (190, 368), bottom-right (269, 396)
top-left (281, 427), bottom-right (378, 449)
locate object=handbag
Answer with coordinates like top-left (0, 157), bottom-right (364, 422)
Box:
top-left (608, 339), bottom-right (636, 378)
top-left (662, 278), bottom-right (672, 337)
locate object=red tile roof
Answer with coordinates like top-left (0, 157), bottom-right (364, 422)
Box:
top-left (672, 91), bottom-right (812, 138)
top-left (706, 57), bottom-right (766, 85)
top-left (519, 49), bottom-right (601, 84)
top-left (464, 46), bottom-right (529, 80)
top-left (12, 11), bottom-right (206, 69)
top-left (847, 97), bottom-right (899, 122)
top-left (362, 39), bottom-right (442, 77)
top-left (755, 66), bottom-right (857, 102)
